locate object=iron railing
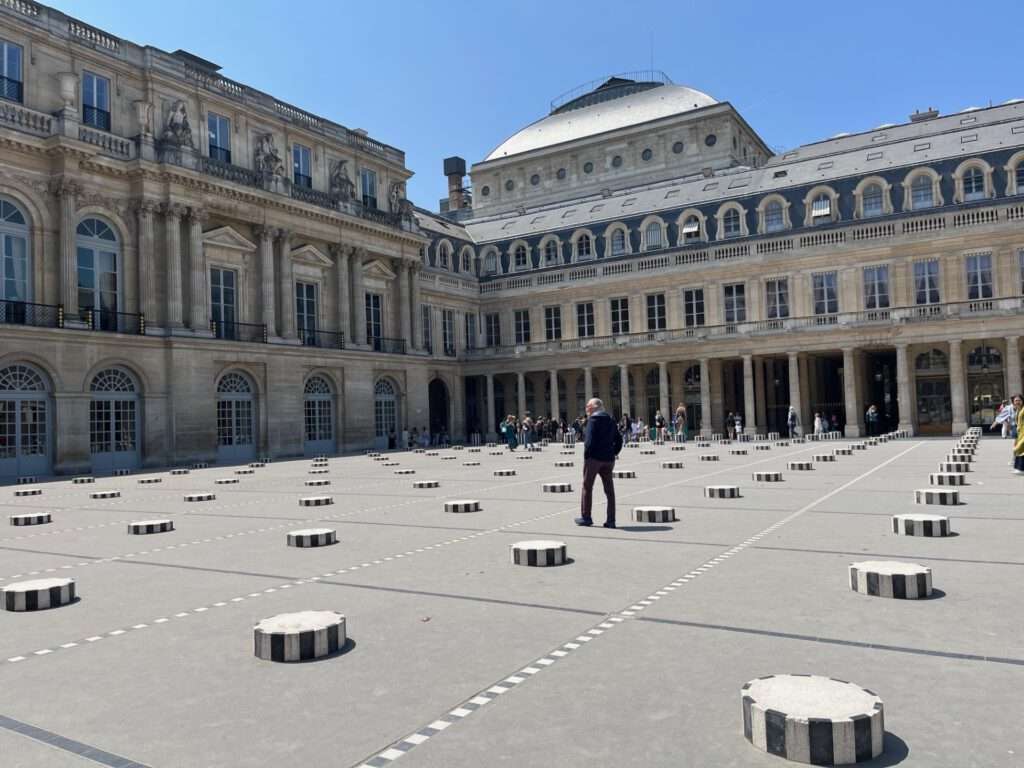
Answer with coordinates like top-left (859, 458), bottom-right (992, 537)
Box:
top-left (371, 336), bottom-right (406, 354)
top-left (82, 105), bottom-right (111, 131)
top-left (0, 75), bottom-right (23, 103)
top-left (293, 172), bottom-right (312, 189)
top-left (208, 145), bottom-right (231, 164)
top-left (299, 328), bottom-right (345, 349)
top-left (0, 299), bottom-right (62, 328)
top-left (84, 308), bottom-right (144, 334)
top-left (211, 319), bottom-right (267, 343)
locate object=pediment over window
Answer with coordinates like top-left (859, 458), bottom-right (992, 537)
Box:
top-left (290, 244), bottom-right (332, 267)
top-left (202, 226), bottom-right (257, 252)
top-left (363, 258), bottom-right (396, 281)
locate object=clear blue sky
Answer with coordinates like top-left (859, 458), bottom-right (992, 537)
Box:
top-left (52, 0), bottom-right (1024, 211)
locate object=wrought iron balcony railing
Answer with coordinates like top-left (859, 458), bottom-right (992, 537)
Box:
top-left (211, 319), bottom-right (267, 343)
top-left (82, 104), bottom-right (111, 131)
top-left (0, 299), bottom-right (62, 328)
top-left (370, 336), bottom-right (406, 355)
top-left (84, 308), bottom-right (144, 334)
top-left (299, 328), bottom-right (345, 349)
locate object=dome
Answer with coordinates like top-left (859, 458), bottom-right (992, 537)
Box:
top-left (483, 79), bottom-right (718, 162)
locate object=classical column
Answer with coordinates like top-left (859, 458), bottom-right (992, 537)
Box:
top-left (54, 179), bottom-right (80, 317)
top-left (842, 347), bottom-right (862, 437)
top-left (254, 225), bottom-right (276, 336)
top-left (584, 366), bottom-right (593, 403)
top-left (1007, 336), bottom-right (1022, 398)
top-left (896, 344), bottom-right (914, 434)
top-left (788, 352), bottom-right (802, 428)
top-left (742, 354), bottom-right (757, 435)
top-left (162, 202), bottom-right (186, 329)
top-left (486, 373), bottom-right (496, 440)
top-left (700, 358), bottom-right (712, 436)
top-left (351, 246), bottom-right (366, 346)
top-left (330, 243), bottom-right (351, 342)
top-left (619, 364), bottom-right (631, 419)
top-left (277, 229), bottom-right (295, 340)
top-left (949, 339), bottom-right (967, 434)
top-left (135, 200), bottom-right (158, 328)
top-left (658, 361), bottom-right (670, 421)
top-left (409, 265), bottom-right (421, 351)
top-left (188, 207), bottom-right (208, 332)
top-left (517, 372), bottom-right (527, 417)
top-left (753, 359), bottom-right (765, 432)
top-left (397, 260), bottom-right (411, 347)
top-left (549, 369), bottom-right (560, 420)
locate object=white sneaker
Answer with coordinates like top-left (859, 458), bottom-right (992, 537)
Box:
top-left (1015, 470), bottom-right (1024, 475)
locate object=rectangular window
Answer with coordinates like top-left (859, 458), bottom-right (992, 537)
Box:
top-left (1019, 249), bottom-right (1024, 296)
top-left (0, 39), bottom-right (23, 103)
top-left (442, 309), bottom-right (455, 355)
top-left (360, 168), bottom-right (377, 209)
top-left (862, 186), bottom-right (884, 217)
top-left (485, 313), bottom-right (500, 347)
top-left (544, 306), bottom-right (561, 341)
top-left (646, 293), bottom-right (666, 330)
top-left (610, 297), bottom-right (630, 335)
top-left (292, 143), bottom-right (312, 188)
top-left (207, 112), bottom-right (231, 164)
top-left (723, 283), bottom-right (746, 323)
top-left (514, 309), bottom-right (531, 344)
top-left (82, 71), bottom-right (111, 131)
top-left (863, 265), bottom-right (890, 310)
top-left (765, 278), bottom-right (789, 319)
top-left (576, 302), bottom-right (595, 338)
top-left (365, 292), bottom-right (382, 343)
top-left (295, 281), bottom-right (317, 344)
top-left (965, 253), bottom-right (993, 300)
top-left (209, 267), bottom-right (237, 339)
top-left (683, 288), bottom-right (705, 327)
top-left (421, 304), bottom-right (433, 352)
top-left (465, 312), bottom-right (477, 350)
top-left (812, 272), bottom-right (839, 315)
top-left (913, 260), bottom-right (941, 305)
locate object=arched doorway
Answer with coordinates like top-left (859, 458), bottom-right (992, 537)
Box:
top-left (967, 345), bottom-right (1003, 431)
top-left (216, 371), bottom-right (257, 463)
top-left (75, 217), bottom-right (120, 330)
top-left (0, 363), bottom-right (51, 479)
top-left (914, 349), bottom-right (952, 435)
top-left (374, 379), bottom-right (399, 449)
top-left (89, 367), bottom-right (140, 473)
top-left (428, 378), bottom-right (449, 440)
top-left (303, 375), bottom-right (336, 456)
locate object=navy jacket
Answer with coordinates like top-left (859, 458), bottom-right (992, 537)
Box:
top-left (584, 410), bottom-right (623, 462)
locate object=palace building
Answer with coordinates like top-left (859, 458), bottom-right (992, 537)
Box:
top-left (0, 1), bottom-right (1022, 479)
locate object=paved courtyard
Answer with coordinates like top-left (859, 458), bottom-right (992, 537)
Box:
top-left (0, 435), bottom-right (1021, 767)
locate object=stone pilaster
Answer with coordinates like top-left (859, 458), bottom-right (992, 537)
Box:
top-left (486, 373), bottom-right (496, 440)
top-left (188, 207), bottom-right (209, 333)
top-left (397, 260), bottom-right (411, 346)
top-left (135, 200), bottom-right (158, 329)
top-left (1006, 336), bottom-right (1022, 398)
top-left (254, 225), bottom-right (276, 337)
top-left (329, 243), bottom-right (351, 343)
top-left (162, 202), bottom-right (187, 329)
top-left (550, 369), bottom-right (560, 420)
top-left (277, 229), bottom-right (295, 340)
top-left (351, 247), bottom-right (366, 347)
top-left (53, 179), bottom-right (81, 319)
top-left (700, 358), bottom-right (712, 436)
top-left (658, 361), bottom-right (670, 422)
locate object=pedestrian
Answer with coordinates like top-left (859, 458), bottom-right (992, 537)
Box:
top-left (787, 405), bottom-right (799, 438)
top-left (725, 411), bottom-right (734, 440)
top-left (501, 415), bottom-right (518, 451)
top-left (655, 410), bottom-right (666, 441)
top-left (1013, 394), bottom-right (1024, 475)
top-left (575, 398), bottom-right (622, 528)
top-left (813, 412), bottom-right (824, 436)
top-left (674, 403), bottom-right (687, 443)
top-left (865, 404), bottom-right (879, 437)
top-left (992, 401), bottom-right (1014, 438)
top-left (733, 411), bottom-right (743, 438)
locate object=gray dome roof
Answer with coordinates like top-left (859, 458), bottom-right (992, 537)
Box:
top-left (484, 82), bottom-right (717, 162)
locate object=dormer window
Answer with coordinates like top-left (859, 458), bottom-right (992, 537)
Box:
top-left (764, 200), bottom-right (785, 232)
top-left (910, 174), bottom-right (934, 210)
top-left (811, 194), bottom-right (831, 223)
top-left (514, 245), bottom-right (528, 270)
top-left (438, 245), bottom-right (449, 269)
top-left (576, 234), bottom-right (592, 260)
top-left (682, 216), bottom-right (701, 242)
top-left (723, 209), bottom-right (741, 238)
top-left (544, 240), bottom-right (558, 264)
top-left (862, 184), bottom-right (883, 217)
top-left (610, 229), bottom-right (626, 257)
top-left (644, 222), bottom-right (662, 251)
top-left (963, 167), bottom-right (985, 202)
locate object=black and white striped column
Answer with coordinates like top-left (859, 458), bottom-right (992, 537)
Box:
top-left (753, 471), bottom-right (783, 482)
top-left (184, 493), bottom-right (215, 502)
top-left (938, 461), bottom-right (969, 473)
top-left (13, 487), bottom-right (41, 497)
top-left (700, 454), bottom-right (720, 462)
top-left (286, 528), bottom-right (337, 547)
top-left (891, 513), bottom-right (951, 537)
top-left (394, 469), bottom-right (415, 475)
top-left (849, 560), bottom-right (932, 599)
top-left (929, 472), bottom-right (965, 486)
top-left (10, 512), bottom-right (51, 526)
top-left (306, 478), bottom-right (331, 486)
top-left (543, 482), bottom-right (572, 493)
top-left (632, 506), bottom-right (677, 523)
top-left (2, 578), bottom-right (76, 611)
top-left (444, 499), bottom-right (481, 513)
top-left (814, 454), bottom-right (836, 463)
top-left (128, 519), bottom-right (174, 535)
top-left (704, 485), bottom-right (740, 499)
top-left (214, 478), bottom-right (239, 485)
top-left (413, 480), bottom-right (439, 488)
top-left (914, 488), bottom-right (959, 506)
top-left (90, 490), bottom-right (120, 499)
top-left (788, 461), bottom-right (814, 471)
top-left (170, 469), bottom-right (190, 476)
top-left (493, 469), bottom-right (517, 477)
top-left (138, 477), bottom-right (162, 484)
top-left (254, 610), bottom-right (346, 662)
top-left (72, 476), bottom-right (95, 484)
top-left (612, 469), bottom-right (636, 478)
top-left (510, 540), bottom-right (567, 567)
top-left (299, 496), bottom-right (333, 507)
top-left (661, 460), bottom-right (684, 469)
top-left (235, 468), bottom-right (255, 475)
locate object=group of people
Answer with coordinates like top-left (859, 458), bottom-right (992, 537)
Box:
top-left (616, 404), bottom-right (693, 444)
top-left (499, 414), bottom-right (585, 451)
top-left (992, 396), bottom-right (1024, 474)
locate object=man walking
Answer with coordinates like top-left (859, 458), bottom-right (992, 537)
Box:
top-left (575, 398), bottom-right (622, 528)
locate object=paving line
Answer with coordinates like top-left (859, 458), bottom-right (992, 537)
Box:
top-left (347, 440), bottom-right (923, 768)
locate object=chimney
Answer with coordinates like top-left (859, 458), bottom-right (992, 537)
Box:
top-left (443, 156), bottom-right (467, 211)
top-left (909, 107), bottom-right (939, 123)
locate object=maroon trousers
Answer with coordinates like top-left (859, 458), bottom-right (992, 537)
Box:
top-left (580, 458), bottom-right (616, 524)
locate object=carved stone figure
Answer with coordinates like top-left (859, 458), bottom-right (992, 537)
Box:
top-left (253, 133), bottom-right (285, 177)
top-left (388, 181), bottom-right (404, 213)
top-left (160, 100), bottom-right (193, 147)
top-left (329, 159), bottom-right (355, 202)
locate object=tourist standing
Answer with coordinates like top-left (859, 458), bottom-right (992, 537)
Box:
top-left (813, 412), bottom-right (824, 436)
top-left (674, 403), bottom-right (687, 443)
top-left (725, 412), bottom-right (734, 440)
top-left (865, 404), bottom-right (879, 436)
top-left (655, 410), bottom-right (666, 441)
top-left (575, 398), bottom-right (622, 528)
top-left (501, 415), bottom-right (518, 451)
top-left (1013, 395), bottom-right (1024, 474)
top-left (787, 406), bottom-right (799, 438)
top-left (733, 411), bottom-right (743, 438)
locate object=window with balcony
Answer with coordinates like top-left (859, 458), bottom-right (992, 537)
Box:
top-left (765, 278), bottom-right (789, 319)
top-left (514, 244), bottom-right (528, 270)
top-left (683, 288), bottom-right (704, 327)
top-left (365, 292), bottom-right (382, 343)
top-left (965, 253), bottom-right (993, 300)
top-left (812, 272), bottom-right (839, 315)
top-left (514, 309), bottom-right (530, 344)
top-left (544, 239), bottom-right (559, 265)
top-left (421, 304), bottom-right (433, 352)
top-left (442, 309), bottom-right (455, 355)
top-left (544, 306), bottom-right (561, 341)
top-left (295, 281), bottom-right (317, 344)
top-left (82, 71), bottom-right (111, 131)
top-left (464, 312), bottom-right (477, 350)
top-left (723, 209), bottom-right (741, 238)
top-left (682, 216), bottom-right (702, 243)
top-left (360, 168), bottom-right (377, 209)
top-left (910, 174), bottom-right (934, 210)
top-left (644, 222), bottom-right (663, 251)
top-left (646, 293), bottom-right (666, 330)
top-left (863, 265), bottom-right (890, 310)
top-left (913, 260), bottom-right (941, 305)
top-left (862, 183), bottom-right (883, 217)
top-left (207, 113), bottom-right (231, 164)
top-left (485, 312), bottom-right (500, 347)
top-left (292, 144), bottom-right (312, 189)
top-left (610, 229), bottom-right (626, 257)
top-left (610, 297), bottom-right (629, 335)
top-left (0, 40), bottom-right (23, 103)
top-left (0, 199), bottom-right (28, 306)
top-left (962, 167), bottom-right (985, 202)
top-left (576, 234), bottom-right (592, 260)
top-left (723, 283), bottom-right (746, 323)
top-left (764, 200), bottom-right (785, 232)
top-left (209, 267), bottom-right (237, 339)
top-left (576, 302), bottom-right (595, 337)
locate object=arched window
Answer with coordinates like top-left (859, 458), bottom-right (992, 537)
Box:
top-left (76, 218), bottom-right (120, 330)
top-left (723, 209), bottom-right (741, 238)
top-left (576, 234), bottom-right (592, 260)
top-left (514, 244), bottom-right (528, 270)
top-left (304, 375), bottom-right (335, 451)
top-left (483, 249), bottom-right (498, 275)
top-left (911, 174), bottom-right (934, 210)
top-left (644, 222), bottom-right (663, 251)
top-left (0, 363), bottom-right (50, 478)
top-left (216, 371), bottom-right (256, 461)
top-left (461, 249), bottom-right (471, 273)
top-left (544, 239), bottom-right (559, 265)
top-left (438, 244), bottom-right (449, 269)
top-left (0, 364), bottom-right (46, 392)
top-left (89, 368), bottom-right (139, 469)
top-left (915, 349), bottom-right (949, 372)
top-left (610, 229), bottom-right (626, 257)
top-left (764, 200), bottom-right (785, 232)
top-left (862, 183), bottom-right (884, 218)
top-left (217, 373), bottom-right (252, 393)
top-left (810, 193), bottom-right (832, 223)
top-left (1016, 161), bottom-right (1024, 194)
top-left (0, 199), bottom-right (29, 305)
top-left (963, 167), bottom-right (985, 202)
top-left (374, 379), bottom-right (398, 440)
top-left (681, 215), bottom-right (701, 242)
